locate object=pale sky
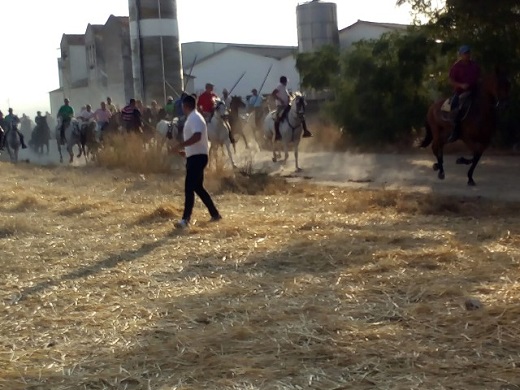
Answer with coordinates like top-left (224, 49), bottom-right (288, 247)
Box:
top-left (0, 0), bottom-right (412, 115)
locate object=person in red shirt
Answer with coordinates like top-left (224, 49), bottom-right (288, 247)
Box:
top-left (447, 45), bottom-right (481, 143)
top-left (198, 83), bottom-right (218, 121)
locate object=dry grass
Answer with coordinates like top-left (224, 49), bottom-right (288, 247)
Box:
top-left (1, 160), bottom-right (520, 390)
top-left (96, 133), bottom-right (181, 174)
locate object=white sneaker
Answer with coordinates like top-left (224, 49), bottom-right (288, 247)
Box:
top-left (175, 219), bottom-right (189, 229)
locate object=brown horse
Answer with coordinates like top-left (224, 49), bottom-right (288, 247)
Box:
top-left (420, 68), bottom-right (511, 185)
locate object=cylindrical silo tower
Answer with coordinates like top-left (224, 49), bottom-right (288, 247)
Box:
top-left (297, 0), bottom-right (339, 53)
top-left (128, 0), bottom-right (183, 105)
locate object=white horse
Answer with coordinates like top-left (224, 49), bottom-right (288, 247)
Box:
top-left (207, 99), bottom-right (237, 168)
top-left (56, 117), bottom-right (84, 164)
top-left (4, 124), bottom-right (21, 163)
top-left (155, 118), bottom-right (180, 152)
top-left (263, 94), bottom-right (307, 171)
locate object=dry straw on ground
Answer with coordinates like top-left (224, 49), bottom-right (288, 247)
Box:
top-left (1, 158), bottom-right (520, 390)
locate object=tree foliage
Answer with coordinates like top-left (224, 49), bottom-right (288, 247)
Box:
top-left (294, 0), bottom-right (520, 147)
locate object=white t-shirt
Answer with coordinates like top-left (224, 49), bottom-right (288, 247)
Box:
top-left (184, 109), bottom-right (209, 157)
top-left (79, 110), bottom-right (95, 121)
top-left (275, 83), bottom-right (290, 106)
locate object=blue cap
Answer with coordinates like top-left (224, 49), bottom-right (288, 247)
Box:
top-left (458, 45), bottom-right (471, 55)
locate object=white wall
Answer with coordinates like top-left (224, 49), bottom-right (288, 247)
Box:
top-left (191, 48), bottom-right (301, 98)
top-left (340, 24), bottom-right (406, 50)
top-left (69, 45), bottom-right (88, 84)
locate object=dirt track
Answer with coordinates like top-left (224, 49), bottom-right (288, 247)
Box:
top-left (248, 148), bottom-right (520, 202)
top-left (2, 142), bottom-right (519, 202)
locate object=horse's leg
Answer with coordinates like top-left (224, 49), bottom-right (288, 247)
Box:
top-left (294, 142), bottom-right (302, 172)
top-left (57, 140), bottom-right (63, 163)
top-left (466, 152), bottom-right (482, 186)
top-left (224, 141), bottom-right (237, 168)
top-left (283, 140), bottom-right (289, 165)
top-left (431, 139), bottom-right (445, 180)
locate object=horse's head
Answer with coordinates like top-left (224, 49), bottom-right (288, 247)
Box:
top-left (291, 93), bottom-right (306, 120)
top-left (214, 99), bottom-right (229, 119)
top-left (230, 95), bottom-right (246, 111)
top-left (483, 66), bottom-right (511, 109)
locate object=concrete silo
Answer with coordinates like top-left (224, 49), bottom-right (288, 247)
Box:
top-left (128, 0), bottom-right (183, 105)
top-left (297, 0), bottom-right (339, 53)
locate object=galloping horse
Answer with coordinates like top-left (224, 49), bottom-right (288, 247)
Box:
top-left (30, 121), bottom-right (51, 155)
top-left (421, 67), bottom-right (511, 185)
top-left (208, 99), bottom-right (236, 168)
top-left (263, 93), bottom-right (307, 172)
top-left (56, 117), bottom-right (84, 164)
top-left (156, 118), bottom-right (180, 152)
top-left (229, 95), bottom-right (249, 149)
top-left (4, 123), bottom-right (21, 163)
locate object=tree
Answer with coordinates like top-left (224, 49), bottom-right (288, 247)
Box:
top-left (295, 45), bottom-right (340, 90)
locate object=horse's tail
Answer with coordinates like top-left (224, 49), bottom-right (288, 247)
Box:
top-left (420, 121), bottom-right (433, 148)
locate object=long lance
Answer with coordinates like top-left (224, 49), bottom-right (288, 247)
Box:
top-left (254, 63), bottom-right (273, 105)
top-left (183, 54), bottom-right (198, 92)
top-left (227, 71), bottom-right (247, 96)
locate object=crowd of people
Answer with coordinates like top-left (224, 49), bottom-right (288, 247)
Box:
top-left (1, 75), bottom-right (315, 151)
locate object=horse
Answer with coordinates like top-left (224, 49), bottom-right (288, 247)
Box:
top-left (229, 95), bottom-right (250, 149)
top-left (30, 122), bottom-right (51, 155)
top-left (79, 119), bottom-right (99, 161)
top-left (421, 68), bottom-right (511, 186)
top-left (56, 117), bottom-right (84, 164)
top-left (207, 99), bottom-right (237, 168)
top-left (263, 93), bottom-right (307, 172)
top-left (155, 118), bottom-right (180, 152)
top-left (4, 123), bottom-right (21, 163)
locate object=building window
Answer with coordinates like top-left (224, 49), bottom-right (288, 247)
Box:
top-left (88, 44), bottom-right (96, 69)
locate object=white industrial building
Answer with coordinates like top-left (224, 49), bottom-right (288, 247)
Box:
top-left (49, 1), bottom-right (409, 113)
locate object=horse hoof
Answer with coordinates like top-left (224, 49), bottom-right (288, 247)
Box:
top-left (438, 172), bottom-right (445, 180)
top-left (272, 158), bottom-right (277, 163)
top-left (433, 163), bottom-right (439, 171)
top-left (296, 168), bottom-right (303, 173)
top-left (468, 180), bottom-right (476, 186)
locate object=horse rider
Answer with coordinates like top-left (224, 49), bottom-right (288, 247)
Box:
top-left (94, 101), bottom-right (112, 140)
top-left (106, 96), bottom-right (118, 115)
top-left (222, 88), bottom-right (232, 107)
top-left (2, 108), bottom-right (27, 149)
top-left (78, 104), bottom-right (95, 125)
top-left (164, 96), bottom-right (175, 120)
top-left (272, 76), bottom-right (312, 141)
top-left (0, 110), bottom-right (5, 150)
top-left (446, 45), bottom-right (481, 143)
top-left (248, 88), bottom-right (264, 128)
top-left (149, 100), bottom-right (162, 125)
top-left (57, 98), bottom-right (75, 145)
top-left (198, 82), bottom-right (218, 122)
top-left (121, 98), bottom-right (142, 133)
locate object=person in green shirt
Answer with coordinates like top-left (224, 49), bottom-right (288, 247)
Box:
top-left (57, 98), bottom-right (75, 144)
top-left (164, 96), bottom-right (175, 120)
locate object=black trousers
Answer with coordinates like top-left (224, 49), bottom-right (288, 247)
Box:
top-left (182, 154), bottom-right (219, 221)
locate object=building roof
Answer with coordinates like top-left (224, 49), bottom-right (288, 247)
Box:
top-left (61, 34), bottom-right (85, 46)
top-left (106, 15), bottom-right (129, 26)
top-left (186, 42), bottom-right (296, 67)
top-left (339, 19), bottom-right (409, 34)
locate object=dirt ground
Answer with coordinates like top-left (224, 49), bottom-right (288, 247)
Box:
top-left (2, 138), bottom-right (519, 202)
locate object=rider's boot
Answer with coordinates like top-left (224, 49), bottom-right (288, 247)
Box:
top-left (447, 111), bottom-right (463, 143)
top-left (274, 120), bottom-right (282, 141)
top-left (302, 119), bottom-right (313, 138)
top-left (19, 132), bottom-right (28, 149)
top-left (0, 133), bottom-right (4, 150)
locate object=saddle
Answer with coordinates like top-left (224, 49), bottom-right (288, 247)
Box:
top-left (440, 91), bottom-right (472, 122)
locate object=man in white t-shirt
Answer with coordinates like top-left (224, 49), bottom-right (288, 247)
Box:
top-left (175, 95), bottom-right (222, 229)
top-left (271, 76), bottom-right (312, 140)
top-left (78, 104), bottom-right (95, 127)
